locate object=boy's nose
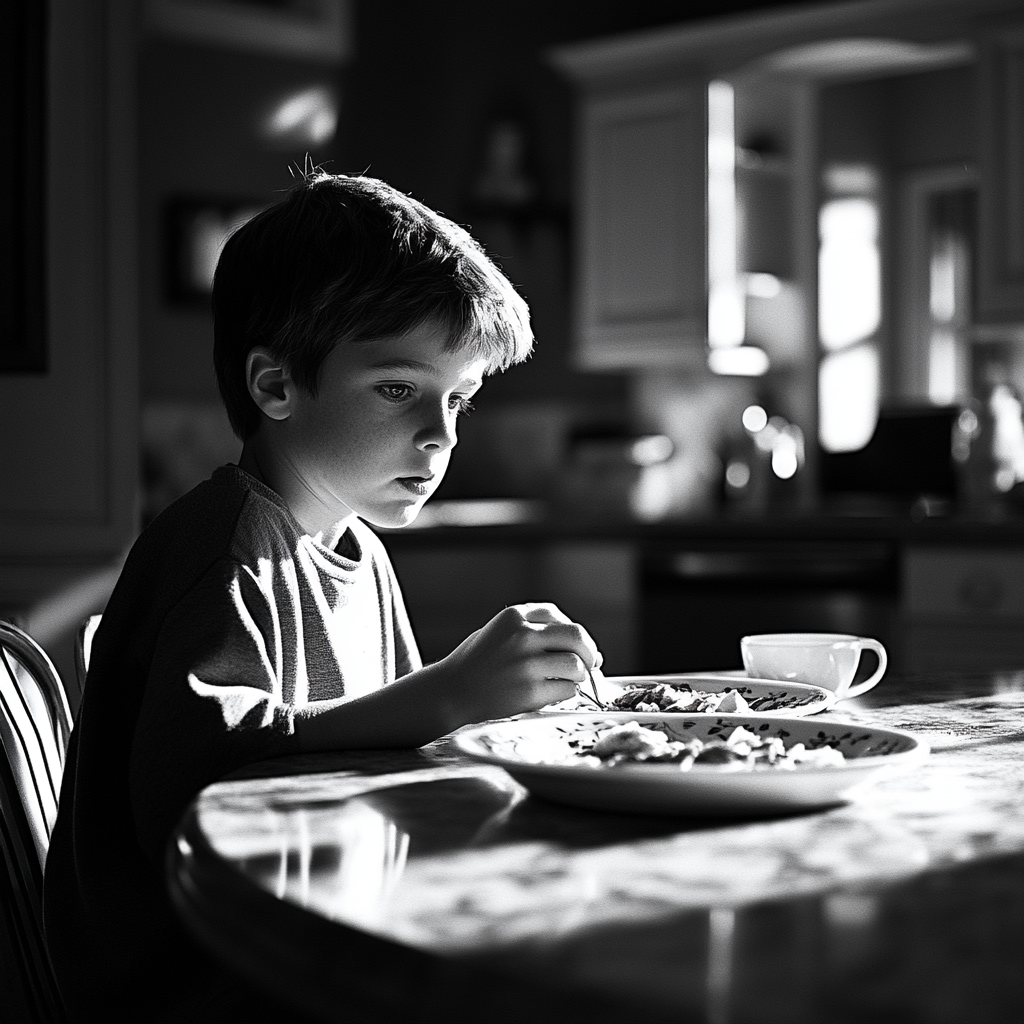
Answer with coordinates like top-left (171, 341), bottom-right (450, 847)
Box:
top-left (415, 404), bottom-right (456, 452)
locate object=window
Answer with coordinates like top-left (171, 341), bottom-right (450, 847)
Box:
top-left (925, 189), bottom-right (974, 404)
top-left (818, 164), bottom-right (882, 452)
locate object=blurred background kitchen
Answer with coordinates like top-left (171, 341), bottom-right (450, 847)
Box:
top-left (3, 0), bottom-right (1024, 703)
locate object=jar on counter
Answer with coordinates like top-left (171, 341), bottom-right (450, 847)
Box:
top-left (955, 384), bottom-right (1024, 511)
top-left (551, 430), bottom-right (675, 523)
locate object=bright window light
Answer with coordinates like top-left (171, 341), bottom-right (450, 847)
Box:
top-left (822, 163), bottom-right (879, 196)
top-left (818, 197), bottom-right (881, 352)
top-left (261, 86), bottom-right (338, 147)
top-left (630, 435), bottom-right (675, 466)
top-left (708, 346), bottom-right (769, 376)
top-left (927, 227), bottom-right (970, 405)
top-left (745, 273), bottom-right (782, 299)
top-left (990, 384), bottom-right (1024, 489)
top-left (819, 344), bottom-right (879, 452)
top-left (707, 80), bottom-right (744, 349)
top-left (930, 235), bottom-right (957, 322)
top-left (818, 168), bottom-right (882, 454)
top-left (928, 328), bottom-right (958, 406)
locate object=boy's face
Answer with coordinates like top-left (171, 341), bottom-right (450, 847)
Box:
top-left (282, 322), bottom-right (488, 530)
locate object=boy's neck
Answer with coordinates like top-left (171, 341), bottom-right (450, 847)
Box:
top-left (238, 440), bottom-right (354, 550)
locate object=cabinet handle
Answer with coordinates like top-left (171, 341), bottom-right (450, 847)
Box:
top-left (957, 574), bottom-right (1003, 611)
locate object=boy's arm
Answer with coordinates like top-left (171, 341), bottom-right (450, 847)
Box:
top-left (129, 582), bottom-right (595, 863)
top-left (292, 603), bottom-right (600, 752)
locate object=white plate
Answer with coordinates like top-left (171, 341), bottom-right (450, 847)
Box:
top-left (545, 672), bottom-right (835, 718)
top-left (454, 713), bottom-right (928, 816)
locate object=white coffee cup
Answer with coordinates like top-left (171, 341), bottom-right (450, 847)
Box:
top-left (740, 632), bottom-right (887, 699)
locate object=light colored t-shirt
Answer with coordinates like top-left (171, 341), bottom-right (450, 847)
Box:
top-left (44, 464), bottom-right (420, 1021)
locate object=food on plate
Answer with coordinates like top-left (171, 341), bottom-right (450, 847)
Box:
top-left (609, 683), bottom-right (751, 714)
top-left (561, 680), bottom-right (825, 715)
top-left (486, 718), bottom-right (847, 772)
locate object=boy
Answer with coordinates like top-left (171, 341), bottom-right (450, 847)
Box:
top-left (43, 172), bottom-right (601, 1022)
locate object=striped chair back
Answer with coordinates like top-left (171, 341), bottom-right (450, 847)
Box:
top-left (0, 620), bottom-right (71, 1022)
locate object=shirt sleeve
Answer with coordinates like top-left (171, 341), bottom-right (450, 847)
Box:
top-left (128, 559), bottom-right (296, 868)
top-left (382, 545), bottom-right (422, 678)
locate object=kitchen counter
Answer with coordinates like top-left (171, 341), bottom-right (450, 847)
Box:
top-left (381, 499), bottom-right (1024, 547)
top-left (169, 671), bottom-right (1024, 1023)
top-left (379, 499), bottom-right (1024, 676)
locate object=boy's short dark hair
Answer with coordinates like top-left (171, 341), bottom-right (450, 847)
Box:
top-left (213, 172), bottom-right (534, 439)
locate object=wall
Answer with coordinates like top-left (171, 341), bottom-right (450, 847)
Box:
top-left (138, 37), bottom-right (343, 404)
top-left (0, 1), bottom-right (139, 689)
top-left (0, 1), bottom-right (139, 588)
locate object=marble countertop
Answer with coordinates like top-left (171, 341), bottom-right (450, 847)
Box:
top-left (170, 673), bottom-right (1024, 1023)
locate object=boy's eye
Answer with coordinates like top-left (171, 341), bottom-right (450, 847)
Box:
top-left (449, 395), bottom-right (475, 416)
top-left (376, 383), bottom-right (413, 402)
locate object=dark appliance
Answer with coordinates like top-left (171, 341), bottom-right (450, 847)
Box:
top-left (638, 539), bottom-right (899, 674)
top-left (819, 405), bottom-right (959, 503)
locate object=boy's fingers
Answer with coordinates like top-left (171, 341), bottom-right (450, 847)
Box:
top-left (538, 677), bottom-right (578, 705)
top-left (501, 604), bottom-right (604, 671)
top-left (531, 621), bottom-right (601, 670)
top-left (518, 602), bottom-right (571, 625)
top-left (539, 651), bottom-right (587, 683)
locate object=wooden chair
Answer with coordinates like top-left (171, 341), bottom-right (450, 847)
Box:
top-left (73, 613), bottom-right (102, 702)
top-left (0, 620), bottom-right (71, 1023)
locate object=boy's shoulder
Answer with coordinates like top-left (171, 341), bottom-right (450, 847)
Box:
top-left (135, 466), bottom-right (398, 600)
top-left (137, 465), bottom-right (299, 573)
top-left (93, 466), bottom-right (297, 666)
top-left (147, 466), bottom-right (394, 568)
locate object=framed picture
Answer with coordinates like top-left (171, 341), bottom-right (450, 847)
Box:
top-left (143, 0), bottom-right (353, 64)
top-left (163, 197), bottom-right (267, 307)
top-left (1, 2), bottom-right (46, 372)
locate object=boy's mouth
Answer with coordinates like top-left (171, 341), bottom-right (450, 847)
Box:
top-left (396, 475), bottom-right (434, 496)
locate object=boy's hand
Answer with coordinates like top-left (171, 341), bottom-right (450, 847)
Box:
top-left (292, 603), bottom-right (603, 751)
top-left (436, 602), bottom-right (602, 725)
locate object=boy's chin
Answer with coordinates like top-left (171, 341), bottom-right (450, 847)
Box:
top-left (361, 501), bottom-right (426, 530)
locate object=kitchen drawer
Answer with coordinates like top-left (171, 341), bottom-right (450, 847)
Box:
top-left (902, 547), bottom-right (1024, 618)
top-left (902, 623), bottom-right (1024, 674)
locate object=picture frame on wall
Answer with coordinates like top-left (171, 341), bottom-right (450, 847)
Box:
top-left (163, 197), bottom-right (267, 307)
top-left (1, 2), bottom-right (46, 373)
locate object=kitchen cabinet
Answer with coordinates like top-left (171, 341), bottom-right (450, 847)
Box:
top-left (977, 20), bottom-right (1024, 324)
top-left (901, 546), bottom-right (1024, 672)
top-left (568, 81), bottom-right (708, 370)
top-left (553, 1), bottom-right (1024, 384)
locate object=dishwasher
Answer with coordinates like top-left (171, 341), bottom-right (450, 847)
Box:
top-left (637, 539), bottom-right (900, 675)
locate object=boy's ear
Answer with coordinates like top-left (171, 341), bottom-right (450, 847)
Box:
top-left (245, 348), bottom-right (294, 422)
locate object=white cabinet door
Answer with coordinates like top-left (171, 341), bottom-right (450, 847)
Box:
top-left (977, 21), bottom-right (1024, 323)
top-left (574, 81), bottom-right (708, 370)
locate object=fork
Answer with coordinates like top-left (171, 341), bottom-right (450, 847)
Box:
top-left (576, 663), bottom-right (606, 709)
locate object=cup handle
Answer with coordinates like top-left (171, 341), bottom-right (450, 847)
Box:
top-left (843, 639), bottom-right (887, 699)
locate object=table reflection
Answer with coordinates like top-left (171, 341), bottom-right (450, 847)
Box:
top-left (175, 672), bottom-right (1024, 1023)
